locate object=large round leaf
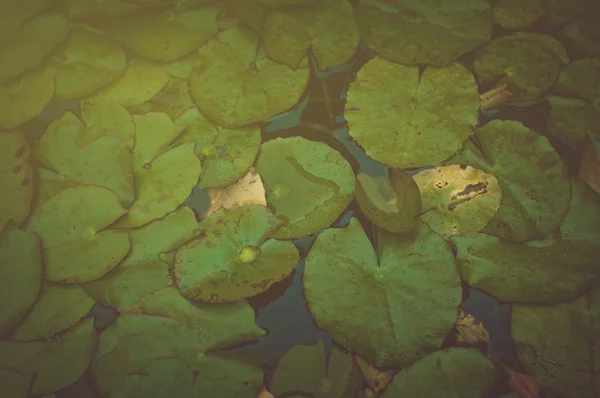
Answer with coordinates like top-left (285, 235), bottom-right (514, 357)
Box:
top-left (174, 205), bottom-right (299, 303)
top-left (255, 137), bottom-right (355, 239)
top-left (304, 218), bottom-right (462, 368)
top-left (27, 185), bottom-right (131, 283)
top-left (189, 25), bottom-right (309, 128)
top-left (345, 58), bottom-right (479, 168)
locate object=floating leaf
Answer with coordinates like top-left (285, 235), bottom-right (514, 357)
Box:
top-left (0, 64), bottom-right (56, 130)
top-left (354, 354), bottom-right (395, 393)
top-left (204, 168), bottom-right (267, 218)
top-left (91, 287), bottom-right (265, 398)
top-left (451, 308), bottom-right (490, 349)
top-left (255, 136), bottom-right (355, 239)
top-left (413, 165), bottom-right (502, 236)
top-left (0, 318), bottom-right (98, 395)
top-left (0, 12), bottom-right (69, 85)
top-left (84, 207), bottom-right (199, 310)
top-left (579, 137), bottom-right (600, 194)
top-left (355, 0), bottom-right (493, 67)
top-left (451, 178), bottom-right (600, 303)
top-left (270, 340), bottom-right (362, 398)
top-left (27, 185), bottom-right (131, 283)
top-left (492, 0), bottom-right (545, 30)
top-left (0, 368), bottom-right (34, 398)
top-left (10, 285), bottom-right (95, 341)
top-left (555, 58), bottom-right (600, 111)
top-left (304, 218), bottom-right (461, 368)
top-left (189, 25), bottom-right (310, 128)
top-left (0, 130), bottom-right (33, 231)
top-left (447, 119), bottom-right (570, 242)
top-left (0, 223), bottom-right (42, 336)
top-left (80, 98), bottom-right (135, 148)
top-left (0, 0), bottom-right (54, 38)
top-left (174, 205), bottom-right (298, 303)
top-left (548, 95), bottom-right (600, 144)
top-left (345, 58), bottom-right (479, 168)
top-left (380, 348), bottom-right (496, 398)
top-left (560, 10), bottom-right (600, 59)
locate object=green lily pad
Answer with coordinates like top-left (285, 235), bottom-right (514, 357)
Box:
top-left (473, 33), bottom-right (568, 102)
top-left (164, 53), bottom-right (196, 79)
top-left (492, 0), bottom-right (545, 30)
top-left (263, 0), bottom-right (360, 70)
top-left (355, 0), bottom-right (493, 67)
top-left (88, 57), bottom-right (170, 108)
top-left (548, 95), bottom-right (600, 144)
top-left (304, 218), bottom-right (462, 368)
top-left (29, 167), bottom-right (82, 215)
top-left (80, 98), bottom-right (135, 148)
top-left (355, 168), bottom-right (422, 233)
top-left (99, 4), bottom-right (220, 62)
top-left (0, 318), bottom-right (98, 396)
top-left (555, 58), bottom-right (600, 111)
top-left (270, 340), bottom-right (362, 398)
top-left (62, 0), bottom-right (141, 19)
top-left (541, 0), bottom-right (587, 26)
top-left (0, 223), bottom-right (42, 336)
top-left (27, 185), bottom-right (131, 283)
top-left (0, 0), bottom-right (53, 38)
top-left (381, 348), bottom-right (497, 398)
top-left (172, 107), bottom-right (262, 188)
top-left (9, 284), bottom-right (95, 341)
top-left (53, 23), bottom-right (127, 100)
top-left (189, 25), bottom-right (310, 128)
top-left (84, 207), bottom-right (199, 310)
top-left (222, 0), bottom-right (269, 35)
top-left (0, 12), bottom-right (69, 85)
top-left (451, 178), bottom-right (600, 304)
top-left (255, 136), bottom-right (355, 239)
top-left (511, 286), bottom-right (600, 397)
top-left (447, 119), bottom-right (571, 242)
top-left (560, 10), bottom-right (600, 59)
top-left (259, 0), bottom-right (316, 6)
top-left (0, 130), bottom-right (33, 231)
top-left (174, 205), bottom-right (298, 303)
top-left (0, 368), bottom-right (34, 398)
top-left (413, 165), bottom-right (502, 237)
top-left (34, 111), bottom-right (135, 207)
top-left (91, 287), bottom-right (266, 398)
top-left (0, 64), bottom-right (56, 130)
top-left (345, 58), bottom-right (479, 168)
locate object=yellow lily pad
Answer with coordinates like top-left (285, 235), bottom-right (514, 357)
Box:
top-left (0, 223), bottom-right (42, 336)
top-left (27, 185), bottom-right (131, 283)
top-left (53, 24), bottom-right (127, 100)
top-left (99, 4), bottom-right (220, 62)
top-left (0, 12), bottom-right (69, 85)
top-left (34, 111), bottom-right (135, 207)
top-left (88, 57), bottom-right (170, 108)
top-left (0, 64), bottom-right (56, 130)
top-left (0, 130), bottom-right (33, 231)
top-left (0, 318), bottom-right (98, 395)
top-left (204, 168), bottom-right (267, 218)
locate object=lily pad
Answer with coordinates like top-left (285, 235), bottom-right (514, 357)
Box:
top-left (0, 64), bottom-right (56, 130)
top-left (174, 205), bottom-right (299, 303)
top-left (53, 24), bottom-right (127, 100)
top-left (99, 4), bottom-right (220, 62)
top-left (0, 0), bottom-right (54, 38)
top-left (0, 12), bottom-right (69, 85)
top-left (540, 0), bottom-right (587, 26)
top-left (0, 368), bottom-right (34, 398)
top-left (84, 207), bottom-right (199, 311)
top-left (263, 0), bottom-right (360, 70)
top-left (492, 0), bottom-right (545, 30)
top-left (270, 340), bottom-right (362, 398)
top-left (555, 58), bottom-right (600, 111)
top-left (560, 10), bottom-right (600, 59)
top-left (189, 25), bottom-right (310, 128)
top-left (91, 287), bottom-right (266, 398)
top-left (88, 57), bottom-right (170, 108)
top-left (9, 284), bottom-right (95, 341)
top-left (511, 286), bottom-right (600, 397)
top-left (345, 58), bottom-right (479, 168)
top-left (355, 0), bottom-right (493, 67)
top-left (381, 348), bottom-right (496, 398)
top-left (34, 111), bottom-right (135, 207)
top-left (413, 165), bottom-right (502, 237)
top-left (304, 218), bottom-right (462, 368)
top-left (451, 178), bottom-right (600, 304)
top-left (26, 185), bottom-right (131, 283)
top-left (172, 107), bottom-right (262, 188)
top-left (548, 95), bottom-right (600, 144)
top-left (0, 130), bottom-right (33, 231)
top-left (447, 119), bottom-right (571, 242)
top-left (579, 137), bottom-right (600, 194)
top-left (0, 318), bottom-right (98, 395)
top-left (80, 98), bottom-right (135, 148)
top-left (473, 33), bottom-right (568, 102)
top-left (355, 168), bottom-right (422, 233)
top-left (255, 136), bottom-right (355, 239)
top-left (203, 168), bottom-right (267, 218)
top-left (0, 223), bottom-right (42, 336)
